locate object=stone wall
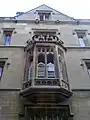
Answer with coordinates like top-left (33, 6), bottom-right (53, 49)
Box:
top-left (72, 90), bottom-right (90, 120)
top-left (1, 90), bottom-right (90, 120)
top-left (0, 22), bottom-right (90, 47)
top-left (0, 90), bottom-right (20, 120)
top-left (66, 48), bottom-right (90, 89)
top-left (0, 47), bottom-right (24, 89)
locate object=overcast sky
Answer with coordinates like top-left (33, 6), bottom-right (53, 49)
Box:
top-left (1, 0), bottom-right (90, 19)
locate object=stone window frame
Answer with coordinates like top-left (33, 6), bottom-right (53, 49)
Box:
top-left (36, 47), bottom-right (56, 78)
top-left (36, 10), bottom-right (52, 21)
top-left (2, 28), bottom-right (14, 46)
top-left (0, 58), bottom-right (7, 81)
top-left (74, 29), bottom-right (88, 47)
top-left (83, 59), bottom-right (90, 77)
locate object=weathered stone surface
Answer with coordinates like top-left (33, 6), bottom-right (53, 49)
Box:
top-left (72, 90), bottom-right (90, 120)
top-left (0, 90), bottom-right (20, 120)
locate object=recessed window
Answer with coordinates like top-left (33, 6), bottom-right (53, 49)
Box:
top-left (39, 13), bottom-right (44, 21)
top-left (0, 61), bottom-right (5, 80)
top-left (3, 30), bottom-right (13, 46)
top-left (75, 30), bottom-right (88, 47)
top-left (38, 12), bottom-right (51, 21)
top-left (85, 60), bottom-right (90, 77)
top-left (45, 13), bottom-right (50, 20)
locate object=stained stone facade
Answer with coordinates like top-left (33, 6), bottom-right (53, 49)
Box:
top-left (0, 4), bottom-right (90, 120)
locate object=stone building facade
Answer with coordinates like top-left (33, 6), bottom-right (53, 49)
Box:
top-left (0, 4), bottom-right (90, 120)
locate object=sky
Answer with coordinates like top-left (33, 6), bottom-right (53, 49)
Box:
top-left (1, 0), bottom-right (90, 19)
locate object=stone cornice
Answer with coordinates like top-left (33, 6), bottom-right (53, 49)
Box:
top-left (0, 45), bottom-right (25, 48)
top-left (0, 19), bottom-right (90, 25)
top-left (66, 46), bottom-right (90, 50)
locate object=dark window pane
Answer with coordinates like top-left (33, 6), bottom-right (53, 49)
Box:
top-left (38, 54), bottom-right (45, 78)
top-left (85, 61), bottom-right (90, 76)
top-left (28, 57), bottom-right (33, 80)
top-left (0, 61), bottom-right (5, 80)
top-left (51, 48), bottom-right (53, 52)
top-left (45, 14), bottom-right (50, 20)
top-left (42, 48), bottom-right (45, 52)
top-left (47, 48), bottom-right (49, 52)
top-left (38, 48), bottom-right (41, 52)
top-left (38, 54), bottom-right (45, 63)
top-left (47, 54), bottom-right (54, 64)
top-left (0, 67), bottom-right (3, 77)
top-left (39, 14), bottom-right (44, 21)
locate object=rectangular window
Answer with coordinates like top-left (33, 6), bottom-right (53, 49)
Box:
top-left (76, 30), bottom-right (88, 47)
top-left (4, 31), bottom-right (12, 46)
top-left (38, 12), bottom-right (51, 21)
top-left (39, 13), bottom-right (44, 21)
top-left (78, 38), bottom-right (85, 47)
top-left (2, 28), bottom-right (14, 46)
top-left (0, 61), bottom-right (5, 80)
top-left (45, 13), bottom-right (50, 20)
top-left (84, 60), bottom-right (90, 77)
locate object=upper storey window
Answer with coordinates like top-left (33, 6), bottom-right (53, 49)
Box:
top-left (3, 28), bottom-right (14, 46)
top-left (38, 54), bottom-right (45, 78)
top-left (0, 60), bottom-right (6, 80)
top-left (37, 10), bottom-right (51, 21)
top-left (84, 59), bottom-right (90, 77)
top-left (38, 13), bottom-right (51, 21)
top-left (39, 13), bottom-right (44, 21)
top-left (47, 53), bottom-right (55, 78)
top-left (75, 30), bottom-right (88, 47)
top-left (37, 47), bottom-right (55, 78)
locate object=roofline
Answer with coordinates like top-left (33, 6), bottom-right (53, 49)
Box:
top-left (14, 4), bottom-right (75, 20)
top-left (41, 4), bottom-right (75, 20)
top-left (15, 4), bottom-right (45, 18)
top-left (0, 4), bottom-right (89, 21)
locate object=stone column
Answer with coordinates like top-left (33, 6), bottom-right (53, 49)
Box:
top-left (32, 45), bottom-right (36, 86)
top-left (55, 45), bottom-right (61, 86)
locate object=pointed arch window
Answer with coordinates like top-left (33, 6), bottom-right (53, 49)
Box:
top-left (38, 54), bottom-right (45, 78)
top-left (47, 53), bottom-right (55, 78)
